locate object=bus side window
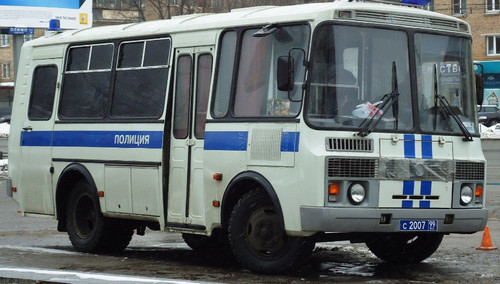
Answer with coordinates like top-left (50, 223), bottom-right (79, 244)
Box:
top-left (28, 66), bottom-right (58, 120)
top-left (60, 44), bottom-right (113, 119)
top-left (112, 38), bottom-right (170, 119)
top-left (173, 55), bottom-right (193, 139)
top-left (212, 31), bottom-right (236, 118)
top-left (194, 54), bottom-right (213, 139)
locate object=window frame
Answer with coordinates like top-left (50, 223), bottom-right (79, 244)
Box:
top-left (1, 63), bottom-right (10, 79)
top-left (0, 35), bottom-right (9, 47)
top-left (453, 0), bottom-right (467, 15)
top-left (58, 36), bottom-right (172, 122)
top-left (28, 65), bottom-right (58, 121)
top-left (487, 35), bottom-right (500, 56)
top-left (210, 22), bottom-right (311, 121)
top-left (486, 0), bottom-right (500, 12)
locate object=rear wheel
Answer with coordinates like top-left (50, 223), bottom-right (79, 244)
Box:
top-left (228, 189), bottom-right (314, 274)
top-left (365, 233), bottom-right (443, 263)
top-left (66, 181), bottom-right (133, 253)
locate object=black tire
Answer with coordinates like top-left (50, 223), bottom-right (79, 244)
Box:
top-left (228, 189), bottom-right (314, 274)
top-left (182, 233), bottom-right (215, 251)
top-left (66, 181), bottom-right (133, 253)
top-left (365, 233), bottom-right (444, 263)
top-left (182, 230), bottom-right (230, 252)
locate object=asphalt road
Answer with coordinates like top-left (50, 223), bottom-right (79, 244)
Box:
top-left (0, 140), bottom-right (499, 283)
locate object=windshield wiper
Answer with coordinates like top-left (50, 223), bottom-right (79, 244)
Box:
top-left (431, 64), bottom-right (473, 142)
top-left (358, 62), bottom-right (400, 137)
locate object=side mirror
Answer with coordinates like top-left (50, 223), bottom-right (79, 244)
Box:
top-left (475, 73), bottom-right (484, 105)
top-left (277, 56), bottom-right (294, 91)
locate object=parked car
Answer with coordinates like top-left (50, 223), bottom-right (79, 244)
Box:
top-left (478, 105), bottom-right (500, 127)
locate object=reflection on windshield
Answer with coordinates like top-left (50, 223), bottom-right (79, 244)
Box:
top-left (305, 24), bottom-right (478, 136)
top-left (306, 24), bottom-right (411, 131)
top-left (416, 33), bottom-right (477, 135)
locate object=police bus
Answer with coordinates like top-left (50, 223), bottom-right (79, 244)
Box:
top-left (7, 0), bottom-right (488, 274)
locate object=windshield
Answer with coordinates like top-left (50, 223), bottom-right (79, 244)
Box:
top-left (415, 33), bottom-right (477, 134)
top-left (306, 24), bottom-right (411, 131)
top-left (305, 24), bottom-right (478, 136)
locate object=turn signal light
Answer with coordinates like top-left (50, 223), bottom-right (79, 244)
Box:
top-left (475, 186), bottom-right (483, 197)
top-left (213, 173), bottom-right (223, 181)
top-left (212, 200), bottom-right (220, 207)
top-left (328, 183), bottom-right (340, 202)
top-left (328, 184), bottom-right (340, 195)
top-left (98, 191), bottom-right (105, 197)
top-left (12, 187), bottom-right (17, 192)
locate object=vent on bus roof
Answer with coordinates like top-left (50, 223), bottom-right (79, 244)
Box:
top-left (327, 157), bottom-right (378, 178)
top-left (350, 10), bottom-right (462, 31)
top-left (326, 138), bottom-right (373, 152)
top-left (455, 161), bottom-right (485, 180)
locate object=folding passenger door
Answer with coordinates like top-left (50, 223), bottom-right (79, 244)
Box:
top-left (167, 46), bottom-right (213, 228)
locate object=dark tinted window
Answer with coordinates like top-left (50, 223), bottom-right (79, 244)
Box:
top-left (60, 72), bottom-right (110, 118)
top-left (212, 31), bottom-right (236, 118)
top-left (29, 66), bottom-right (58, 120)
top-left (60, 43), bottom-right (113, 119)
top-left (111, 69), bottom-right (167, 118)
top-left (90, 44), bottom-right (113, 70)
top-left (173, 55), bottom-right (192, 139)
top-left (111, 38), bottom-right (170, 118)
top-left (67, 47), bottom-right (90, 71)
top-left (118, 41), bottom-right (144, 68)
top-left (144, 39), bottom-right (170, 67)
top-left (194, 54), bottom-right (213, 138)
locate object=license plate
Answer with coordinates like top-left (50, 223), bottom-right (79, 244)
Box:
top-left (400, 220), bottom-right (438, 231)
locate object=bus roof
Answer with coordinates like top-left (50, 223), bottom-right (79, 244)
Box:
top-left (27, 1), bottom-right (469, 47)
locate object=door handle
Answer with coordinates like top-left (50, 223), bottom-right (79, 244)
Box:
top-left (22, 126), bottom-right (33, 132)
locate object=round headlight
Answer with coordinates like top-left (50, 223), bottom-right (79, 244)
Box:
top-left (348, 183), bottom-right (366, 205)
top-left (460, 185), bottom-right (473, 205)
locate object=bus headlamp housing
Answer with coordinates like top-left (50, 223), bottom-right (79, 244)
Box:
top-left (348, 183), bottom-right (366, 205)
top-left (460, 185), bottom-right (473, 205)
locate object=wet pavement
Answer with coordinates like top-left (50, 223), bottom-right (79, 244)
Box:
top-left (0, 185), bottom-right (499, 283)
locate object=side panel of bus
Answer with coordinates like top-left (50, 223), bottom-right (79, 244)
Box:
top-left (11, 45), bottom-right (64, 215)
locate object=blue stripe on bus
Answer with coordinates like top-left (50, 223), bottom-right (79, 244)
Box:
top-left (281, 132), bottom-right (300, 152)
top-left (21, 131), bottom-right (163, 148)
top-left (419, 201), bottom-right (431, 208)
top-left (404, 134), bottom-right (415, 158)
top-left (420, 181), bottom-right (432, 195)
top-left (204, 131), bottom-right (248, 151)
top-left (204, 131), bottom-right (300, 152)
top-left (403, 180), bottom-right (414, 195)
top-left (421, 135), bottom-right (433, 159)
top-left (402, 200), bottom-right (413, 208)
top-left (20, 131), bottom-right (53, 146)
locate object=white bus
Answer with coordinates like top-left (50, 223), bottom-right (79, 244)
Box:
top-left (7, 0), bottom-right (488, 274)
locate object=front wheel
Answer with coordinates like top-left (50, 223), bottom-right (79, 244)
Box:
top-left (365, 233), bottom-right (444, 263)
top-left (228, 189), bottom-right (314, 274)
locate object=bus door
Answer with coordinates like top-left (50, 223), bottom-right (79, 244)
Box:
top-left (167, 46), bottom-right (213, 228)
top-left (18, 59), bottom-right (60, 215)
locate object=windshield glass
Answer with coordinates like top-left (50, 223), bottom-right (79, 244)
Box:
top-left (415, 33), bottom-right (478, 134)
top-left (306, 24), bottom-right (412, 131)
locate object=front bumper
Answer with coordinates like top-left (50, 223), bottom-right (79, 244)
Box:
top-left (301, 206), bottom-right (488, 233)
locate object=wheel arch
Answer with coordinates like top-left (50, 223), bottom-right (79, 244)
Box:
top-left (221, 171), bottom-right (284, 230)
top-left (55, 163), bottom-right (99, 232)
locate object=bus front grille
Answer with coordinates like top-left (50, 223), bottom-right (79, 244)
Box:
top-left (455, 161), bottom-right (485, 181)
top-left (327, 157), bottom-right (378, 178)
